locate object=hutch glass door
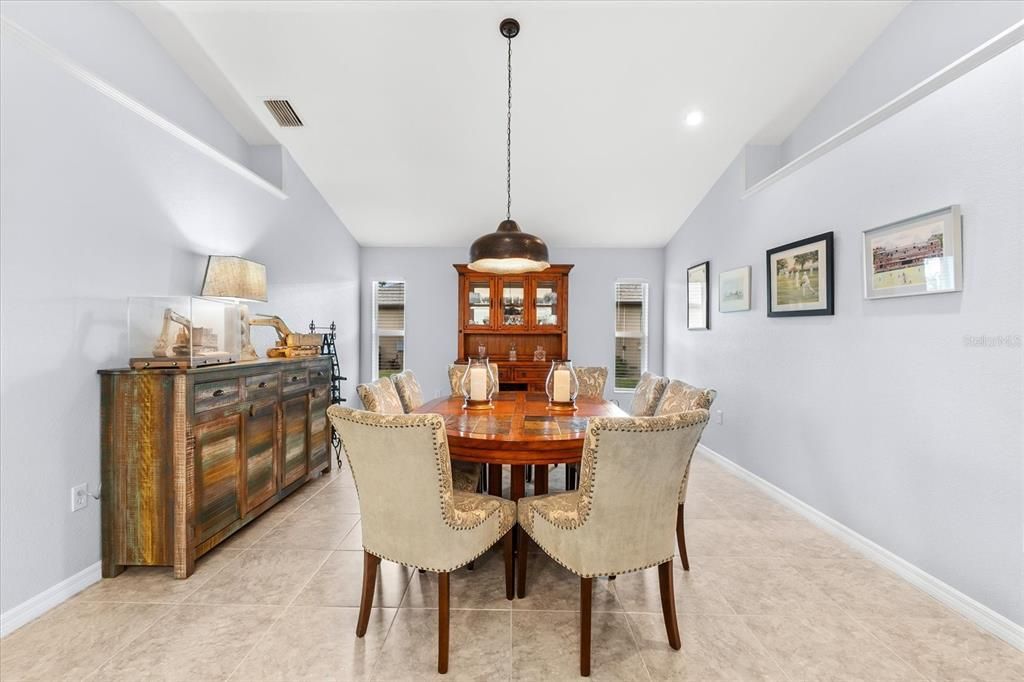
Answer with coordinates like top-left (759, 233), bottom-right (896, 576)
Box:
top-left (532, 278), bottom-right (560, 329)
top-left (465, 277), bottom-right (494, 329)
top-left (499, 278), bottom-right (526, 329)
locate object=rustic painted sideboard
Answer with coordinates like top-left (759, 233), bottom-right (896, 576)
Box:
top-left (98, 356), bottom-right (332, 578)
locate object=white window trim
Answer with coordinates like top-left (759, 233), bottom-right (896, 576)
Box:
top-left (371, 280), bottom-right (406, 380)
top-left (613, 279), bottom-right (649, 393)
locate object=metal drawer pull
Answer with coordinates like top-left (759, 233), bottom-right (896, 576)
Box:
top-left (290, 376), bottom-right (300, 382)
top-left (316, 371), bottom-right (324, 376)
top-left (212, 389), bottom-right (225, 397)
top-left (258, 381), bottom-right (268, 389)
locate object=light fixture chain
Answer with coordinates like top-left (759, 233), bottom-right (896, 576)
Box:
top-left (506, 35), bottom-right (512, 221)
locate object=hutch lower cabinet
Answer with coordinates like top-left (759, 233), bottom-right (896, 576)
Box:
top-left (99, 356), bottom-right (333, 578)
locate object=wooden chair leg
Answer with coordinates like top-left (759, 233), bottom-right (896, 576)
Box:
top-left (580, 576), bottom-right (593, 677)
top-left (516, 525), bottom-right (529, 598)
top-left (503, 529), bottom-right (514, 600)
top-left (658, 560), bottom-right (681, 650)
top-left (438, 571), bottom-right (450, 674)
top-left (676, 503), bottom-right (690, 571)
top-left (356, 551), bottom-right (380, 637)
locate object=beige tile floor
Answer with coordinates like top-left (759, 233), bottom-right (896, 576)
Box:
top-left (3, 453), bottom-right (1022, 681)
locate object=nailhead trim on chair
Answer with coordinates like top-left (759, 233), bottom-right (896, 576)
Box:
top-left (327, 406), bottom-right (514, 572)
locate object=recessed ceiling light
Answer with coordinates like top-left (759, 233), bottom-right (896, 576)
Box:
top-left (685, 110), bottom-right (704, 127)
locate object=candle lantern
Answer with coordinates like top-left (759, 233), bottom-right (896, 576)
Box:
top-left (461, 357), bottom-right (495, 410)
top-left (545, 360), bottom-right (579, 411)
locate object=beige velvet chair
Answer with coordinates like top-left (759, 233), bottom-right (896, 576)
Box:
top-left (355, 377), bottom-right (405, 415)
top-left (630, 371), bottom-right (669, 416)
top-left (517, 410), bottom-right (710, 676)
top-left (359, 376), bottom-right (479, 493)
top-left (654, 379), bottom-right (717, 571)
top-left (327, 406), bottom-right (516, 674)
top-left (390, 369), bottom-right (425, 413)
top-left (574, 366), bottom-right (608, 399)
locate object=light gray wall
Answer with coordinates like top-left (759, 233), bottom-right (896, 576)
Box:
top-left (664, 43), bottom-right (1023, 624)
top-left (0, 1), bottom-right (360, 613)
top-left (780, 0), bottom-right (1024, 164)
top-left (360, 247), bottom-right (664, 409)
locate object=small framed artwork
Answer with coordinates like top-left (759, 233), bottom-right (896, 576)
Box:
top-left (766, 231), bottom-right (834, 317)
top-left (719, 266), bottom-right (751, 312)
top-left (687, 261), bottom-right (710, 330)
top-left (862, 205), bottom-right (962, 300)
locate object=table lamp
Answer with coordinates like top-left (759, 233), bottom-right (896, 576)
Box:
top-left (201, 255), bottom-right (267, 361)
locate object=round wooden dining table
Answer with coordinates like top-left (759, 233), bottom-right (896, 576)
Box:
top-left (413, 392), bottom-right (627, 502)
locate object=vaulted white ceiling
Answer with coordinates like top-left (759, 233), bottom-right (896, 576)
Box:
top-left (137, 1), bottom-right (904, 247)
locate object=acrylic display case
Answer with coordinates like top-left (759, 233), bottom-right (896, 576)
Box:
top-left (128, 296), bottom-right (241, 369)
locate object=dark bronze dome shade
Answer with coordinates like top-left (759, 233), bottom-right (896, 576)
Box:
top-left (468, 220), bottom-right (550, 273)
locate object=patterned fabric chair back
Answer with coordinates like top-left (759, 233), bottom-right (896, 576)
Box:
top-left (356, 377), bottom-right (405, 415)
top-left (630, 372), bottom-right (669, 416)
top-left (390, 369), bottom-right (425, 413)
top-left (573, 366), bottom-right (608, 399)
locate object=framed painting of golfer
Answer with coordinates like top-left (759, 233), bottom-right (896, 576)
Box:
top-left (766, 231), bottom-right (834, 317)
top-left (862, 205), bottom-right (962, 300)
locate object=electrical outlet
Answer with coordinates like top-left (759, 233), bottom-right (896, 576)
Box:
top-left (714, 410), bottom-right (724, 425)
top-left (71, 484), bottom-right (89, 512)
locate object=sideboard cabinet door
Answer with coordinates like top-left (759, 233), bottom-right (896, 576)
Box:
top-left (308, 388), bottom-right (330, 471)
top-left (281, 395), bottom-right (309, 486)
top-left (194, 414), bottom-right (243, 544)
top-left (244, 399), bottom-right (279, 513)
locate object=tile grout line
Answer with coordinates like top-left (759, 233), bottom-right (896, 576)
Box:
top-left (77, 534), bottom-right (257, 679)
top-left (222, 544), bottom-right (335, 682)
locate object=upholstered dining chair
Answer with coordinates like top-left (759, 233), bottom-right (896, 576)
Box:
top-left (561, 367), bottom-right (609, 490)
top-left (573, 366), bottom-right (608, 399)
top-left (630, 371), bottom-right (669, 416)
top-left (327, 406), bottom-right (516, 675)
top-left (517, 410), bottom-right (710, 676)
top-left (359, 376), bottom-right (479, 494)
top-left (654, 379), bottom-right (717, 571)
top-left (355, 377), bottom-right (405, 415)
top-left (390, 368), bottom-right (424, 413)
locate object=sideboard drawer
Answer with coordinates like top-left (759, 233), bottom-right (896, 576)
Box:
top-left (194, 378), bottom-right (241, 413)
top-left (308, 365), bottom-right (331, 385)
top-left (244, 373), bottom-right (279, 399)
top-left (282, 369), bottom-right (309, 394)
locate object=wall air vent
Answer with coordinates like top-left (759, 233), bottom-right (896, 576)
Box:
top-left (263, 99), bottom-right (303, 127)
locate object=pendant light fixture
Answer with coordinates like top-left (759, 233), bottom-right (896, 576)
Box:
top-left (468, 18), bottom-right (550, 274)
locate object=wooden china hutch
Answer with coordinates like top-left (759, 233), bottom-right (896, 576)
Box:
top-left (454, 264), bottom-right (572, 393)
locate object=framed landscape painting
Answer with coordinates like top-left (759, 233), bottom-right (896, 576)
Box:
top-left (687, 261), bottom-right (710, 330)
top-left (719, 266), bottom-right (751, 312)
top-left (862, 205), bottom-right (962, 300)
top-left (766, 231), bottom-right (834, 317)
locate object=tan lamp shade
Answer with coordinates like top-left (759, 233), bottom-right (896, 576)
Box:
top-left (201, 256), bottom-right (268, 302)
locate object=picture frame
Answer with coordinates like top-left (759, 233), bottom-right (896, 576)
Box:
top-left (718, 266), bottom-right (751, 312)
top-left (766, 231), bottom-right (834, 317)
top-left (687, 261), bottom-right (710, 330)
top-left (862, 205), bottom-right (962, 300)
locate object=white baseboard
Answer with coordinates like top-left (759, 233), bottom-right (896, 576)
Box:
top-left (696, 444), bottom-right (1024, 652)
top-left (0, 561), bottom-right (102, 638)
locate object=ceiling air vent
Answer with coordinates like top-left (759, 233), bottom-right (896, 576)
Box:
top-left (263, 99), bottom-right (303, 127)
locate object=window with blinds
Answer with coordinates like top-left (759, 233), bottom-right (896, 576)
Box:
top-left (373, 281), bottom-right (405, 379)
top-left (614, 281), bottom-right (648, 390)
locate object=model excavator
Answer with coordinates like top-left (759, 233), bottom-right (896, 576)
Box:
top-left (250, 314), bottom-right (322, 358)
